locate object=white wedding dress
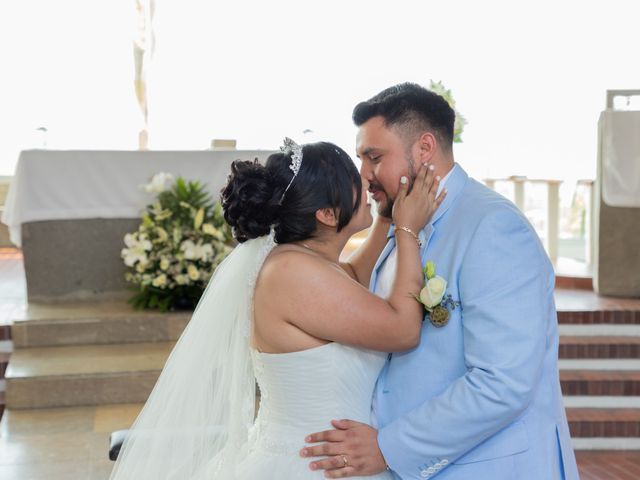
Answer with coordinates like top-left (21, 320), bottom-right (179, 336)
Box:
top-left (109, 234), bottom-right (392, 480)
top-left (235, 343), bottom-right (393, 479)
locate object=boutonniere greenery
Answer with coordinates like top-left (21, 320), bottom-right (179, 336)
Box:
top-left (415, 261), bottom-right (461, 327)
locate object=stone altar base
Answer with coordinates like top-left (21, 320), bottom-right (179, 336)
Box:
top-left (21, 218), bottom-right (140, 303)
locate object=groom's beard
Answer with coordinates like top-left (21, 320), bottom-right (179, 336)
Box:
top-left (369, 184), bottom-right (393, 218)
top-left (371, 158), bottom-right (418, 219)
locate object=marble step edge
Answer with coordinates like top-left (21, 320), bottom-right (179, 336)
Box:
top-left (4, 342), bottom-right (174, 379)
top-left (4, 346), bottom-right (640, 381)
top-left (563, 396), bottom-right (640, 408)
top-left (10, 316), bottom-right (640, 350)
top-left (5, 370), bottom-right (160, 409)
top-left (572, 437), bottom-right (640, 450)
top-left (558, 324), bottom-right (640, 336)
top-left (11, 314), bottom-right (190, 348)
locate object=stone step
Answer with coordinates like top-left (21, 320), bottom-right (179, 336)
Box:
top-left (559, 324), bottom-right (640, 337)
top-left (555, 289), bottom-right (640, 325)
top-left (5, 342), bottom-right (174, 409)
top-left (561, 370), bottom-right (640, 396)
top-left (11, 309), bottom-right (190, 348)
top-left (566, 408), bottom-right (640, 437)
top-left (559, 336), bottom-right (640, 359)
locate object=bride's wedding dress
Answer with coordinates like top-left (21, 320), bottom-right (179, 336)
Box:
top-left (236, 343), bottom-right (392, 479)
top-left (109, 234), bottom-right (392, 480)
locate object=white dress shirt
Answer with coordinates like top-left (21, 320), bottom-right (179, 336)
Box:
top-left (374, 164), bottom-right (456, 299)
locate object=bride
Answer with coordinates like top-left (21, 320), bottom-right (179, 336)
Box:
top-left (109, 139), bottom-right (443, 479)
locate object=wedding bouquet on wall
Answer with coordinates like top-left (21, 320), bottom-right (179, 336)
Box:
top-left (122, 172), bottom-right (234, 311)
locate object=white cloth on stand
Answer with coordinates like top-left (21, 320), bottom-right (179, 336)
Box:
top-left (599, 110), bottom-right (640, 208)
top-left (0, 149), bottom-right (273, 246)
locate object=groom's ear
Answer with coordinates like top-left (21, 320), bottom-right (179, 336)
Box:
top-left (416, 131), bottom-right (437, 163)
top-left (315, 208), bottom-right (338, 228)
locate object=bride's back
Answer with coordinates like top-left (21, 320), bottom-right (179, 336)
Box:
top-left (252, 245), bottom-right (351, 354)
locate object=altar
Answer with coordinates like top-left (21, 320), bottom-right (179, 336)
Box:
top-left (1, 149), bottom-right (273, 302)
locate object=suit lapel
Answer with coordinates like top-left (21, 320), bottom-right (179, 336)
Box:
top-left (429, 163), bottom-right (468, 227)
top-left (370, 165), bottom-right (469, 291)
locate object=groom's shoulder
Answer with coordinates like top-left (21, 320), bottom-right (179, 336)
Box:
top-left (457, 177), bottom-right (536, 234)
top-left (460, 177), bottom-right (522, 216)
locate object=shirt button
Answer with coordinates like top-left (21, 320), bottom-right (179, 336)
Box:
top-left (420, 470), bottom-right (429, 478)
top-left (427, 467), bottom-right (436, 474)
top-left (441, 459), bottom-right (449, 465)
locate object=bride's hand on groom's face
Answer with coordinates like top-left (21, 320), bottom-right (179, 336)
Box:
top-left (301, 419), bottom-right (387, 478)
top-left (393, 162), bottom-right (446, 233)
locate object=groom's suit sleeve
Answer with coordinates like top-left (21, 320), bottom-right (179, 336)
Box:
top-left (377, 206), bottom-right (552, 479)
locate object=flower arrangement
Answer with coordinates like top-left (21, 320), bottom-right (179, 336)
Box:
top-left (122, 172), bottom-right (234, 311)
top-left (428, 80), bottom-right (467, 143)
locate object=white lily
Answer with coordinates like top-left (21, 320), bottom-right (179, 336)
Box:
top-left (122, 233), bottom-right (152, 267)
top-left (180, 240), bottom-right (214, 262)
top-left (142, 172), bottom-right (174, 194)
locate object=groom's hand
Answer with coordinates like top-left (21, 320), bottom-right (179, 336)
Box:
top-left (301, 419), bottom-right (387, 478)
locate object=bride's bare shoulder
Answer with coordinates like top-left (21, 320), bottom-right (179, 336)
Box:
top-left (258, 245), bottom-right (344, 287)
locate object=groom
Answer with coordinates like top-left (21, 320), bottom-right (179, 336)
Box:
top-left (301, 83), bottom-right (579, 479)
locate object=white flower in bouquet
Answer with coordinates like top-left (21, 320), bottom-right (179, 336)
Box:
top-left (199, 244), bottom-right (213, 262)
top-left (180, 240), bottom-right (198, 260)
top-left (187, 264), bottom-right (200, 281)
top-left (160, 257), bottom-right (170, 271)
top-left (122, 233), bottom-right (152, 267)
top-left (175, 274), bottom-right (189, 286)
top-left (152, 273), bottom-right (168, 288)
top-left (143, 172), bottom-right (174, 194)
top-left (180, 240), bottom-right (213, 262)
top-left (156, 227), bottom-right (168, 242)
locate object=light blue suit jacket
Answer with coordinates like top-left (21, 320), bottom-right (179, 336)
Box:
top-left (372, 165), bottom-right (579, 480)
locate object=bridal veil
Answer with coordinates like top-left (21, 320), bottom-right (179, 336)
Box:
top-left (109, 234), bottom-right (276, 479)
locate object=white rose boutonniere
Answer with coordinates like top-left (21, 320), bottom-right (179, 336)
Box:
top-left (420, 276), bottom-right (447, 308)
top-left (415, 261), bottom-right (461, 328)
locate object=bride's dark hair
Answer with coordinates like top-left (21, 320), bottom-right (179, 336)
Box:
top-left (221, 142), bottom-right (362, 244)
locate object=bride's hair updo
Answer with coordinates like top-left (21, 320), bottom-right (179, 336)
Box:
top-left (221, 142), bottom-right (362, 244)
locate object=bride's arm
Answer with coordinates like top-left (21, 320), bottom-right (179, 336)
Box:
top-left (275, 164), bottom-right (445, 352)
top-left (340, 214), bottom-right (392, 288)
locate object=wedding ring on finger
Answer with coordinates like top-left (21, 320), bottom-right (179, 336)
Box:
top-left (341, 455), bottom-right (349, 467)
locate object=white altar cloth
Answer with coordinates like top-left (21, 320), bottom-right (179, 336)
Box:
top-left (599, 110), bottom-right (640, 208)
top-left (1, 149), bottom-right (273, 247)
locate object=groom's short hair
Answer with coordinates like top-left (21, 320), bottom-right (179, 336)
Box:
top-left (352, 82), bottom-right (455, 151)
